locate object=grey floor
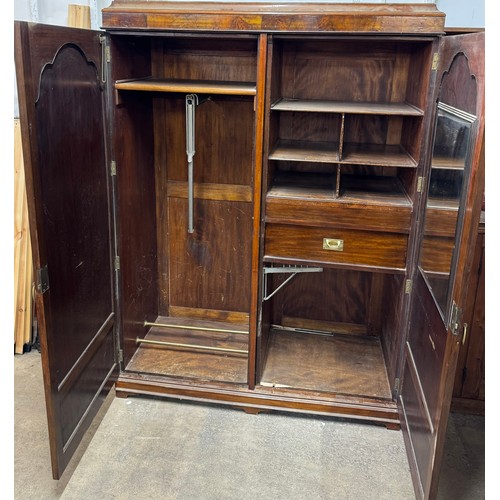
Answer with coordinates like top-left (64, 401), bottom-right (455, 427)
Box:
top-left (14, 351), bottom-right (484, 500)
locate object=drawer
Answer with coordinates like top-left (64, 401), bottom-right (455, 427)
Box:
top-left (265, 223), bottom-right (408, 270)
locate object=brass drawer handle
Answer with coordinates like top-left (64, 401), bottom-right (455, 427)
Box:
top-left (323, 238), bottom-right (344, 251)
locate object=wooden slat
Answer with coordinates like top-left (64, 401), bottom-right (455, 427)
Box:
top-left (271, 98), bottom-right (424, 116)
top-left (24, 229), bottom-right (33, 347)
top-left (13, 121), bottom-right (24, 329)
top-left (67, 5), bottom-right (91, 29)
top-left (14, 119), bottom-right (33, 353)
top-left (115, 77), bottom-right (257, 95)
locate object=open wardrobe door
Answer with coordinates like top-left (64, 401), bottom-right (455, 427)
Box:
top-left (399, 32), bottom-right (485, 500)
top-left (15, 21), bottom-right (118, 479)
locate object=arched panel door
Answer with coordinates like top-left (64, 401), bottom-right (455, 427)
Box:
top-left (15, 22), bottom-right (117, 479)
top-left (399, 32), bottom-right (484, 500)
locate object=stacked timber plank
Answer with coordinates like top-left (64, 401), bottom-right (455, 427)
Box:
top-left (68, 4), bottom-right (91, 29)
top-left (14, 119), bottom-right (33, 354)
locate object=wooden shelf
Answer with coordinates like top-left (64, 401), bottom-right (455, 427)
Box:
top-left (115, 77), bottom-right (257, 96)
top-left (269, 140), bottom-right (339, 163)
top-left (271, 98), bottom-right (424, 116)
top-left (341, 143), bottom-right (417, 168)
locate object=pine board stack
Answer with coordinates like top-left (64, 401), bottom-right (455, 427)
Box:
top-left (14, 119), bottom-right (33, 354)
top-left (68, 4), bottom-right (91, 29)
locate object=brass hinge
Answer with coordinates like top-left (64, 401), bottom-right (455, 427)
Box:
top-left (110, 160), bottom-right (117, 176)
top-left (36, 265), bottom-right (50, 294)
top-left (449, 301), bottom-right (462, 336)
top-left (432, 52), bottom-right (440, 71)
top-left (405, 279), bottom-right (413, 294)
top-left (114, 256), bottom-right (120, 271)
top-left (417, 176), bottom-right (425, 193)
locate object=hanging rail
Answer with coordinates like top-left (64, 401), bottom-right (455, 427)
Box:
top-left (185, 94), bottom-right (211, 233)
top-left (136, 337), bottom-right (248, 355)
top-left (186, 94), bottom-right (197, 233)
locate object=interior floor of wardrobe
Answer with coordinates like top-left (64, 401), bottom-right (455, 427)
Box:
top-left (125, 316), bottom-right (249, 384)
top-left (260, 328), bottom-right (392, 400)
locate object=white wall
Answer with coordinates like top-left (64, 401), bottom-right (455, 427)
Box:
top-left (14, 0), bottom-right (109, 28)
top-left (437, 0), bottom-right (485, 28)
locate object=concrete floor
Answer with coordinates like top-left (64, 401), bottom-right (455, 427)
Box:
top-left (14, 351), bottom-right (484, 499)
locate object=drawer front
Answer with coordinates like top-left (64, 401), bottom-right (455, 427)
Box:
top-left (265, 224), bottom-right (408, 269)
top-left (266, 197), bottom-right (412, 233)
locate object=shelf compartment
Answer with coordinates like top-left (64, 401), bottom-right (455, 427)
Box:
top-left (115, 77), bottom-right (257, 96)
top-left (264, 223), bottom-right (408, 270)
top-left (269, 140), bottom-right (340, 163)
top-left (341, 143), bottom-right (417, 168)
top-left (260, 328), bottom-right (392, 399)
top-left (271, 98), bottom-right (424, 116)
top-left (339, 174), bottom-right (412, 206)
top-left (267, 172), bottom-right (337, 201)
